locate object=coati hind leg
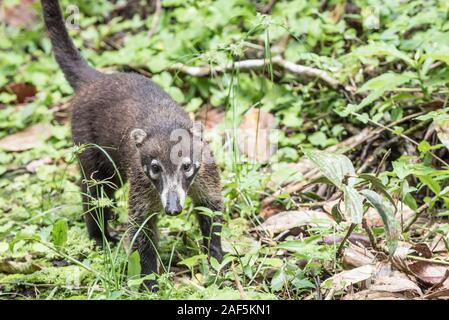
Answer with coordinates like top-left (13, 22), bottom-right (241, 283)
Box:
top-left (127, 175), bottom-right (161, 291)
top-left (78, 150), bottom-right (119, 246)
top-left (189, 162), bottom-right (224, 263)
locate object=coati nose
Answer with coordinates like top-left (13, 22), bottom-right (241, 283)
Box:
top-left (165, 190), bottom-right (182, 216)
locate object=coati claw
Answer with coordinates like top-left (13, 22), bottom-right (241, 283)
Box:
top-left (142, 279), bottom-right (159, 293)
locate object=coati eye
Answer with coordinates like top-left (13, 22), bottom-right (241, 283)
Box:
top-left (181, 158), bottom-right (194, 177)
top-left (149, 160), bottom-right (162, 179)
top-left (151, 164), bottom-right (161, 174)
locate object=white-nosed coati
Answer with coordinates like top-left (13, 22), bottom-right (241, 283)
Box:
top-left (41, 0), bottom-right (224, 290)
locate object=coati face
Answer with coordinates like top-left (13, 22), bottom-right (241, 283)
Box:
top-left (131, 128), bottom-right (201, 216)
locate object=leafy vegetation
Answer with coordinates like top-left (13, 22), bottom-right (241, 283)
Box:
top-left (1, 0), bottom-right (449, 300)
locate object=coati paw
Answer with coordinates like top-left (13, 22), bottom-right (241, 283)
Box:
top-left (92, 233), bottom-right (119, 248)
top-left (210, 246), bottom-right (227, 266)
top-left (142, 279), bottom-right (158, 293)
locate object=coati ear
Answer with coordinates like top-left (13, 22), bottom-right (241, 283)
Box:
top-left (130, 128), bottom-right (147, 147)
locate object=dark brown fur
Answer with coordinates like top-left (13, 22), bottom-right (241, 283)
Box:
top-left (41, 0), bottom-right (224, 290)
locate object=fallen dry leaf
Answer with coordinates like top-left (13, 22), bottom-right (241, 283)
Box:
top-left (435, 120), bottom-right (449, 151)
top-left (368, 269), bottom-right (422, 296)
top-left (26, 156), bottom-right (53, 173)
top-left (342, 243), bottom-right (377, 268)
top-left (328, 262), bottom-right (422, 299)
top-left (253, 210), bottom-right (334, 235)
top-left (259, 203), bottom-right (284, 220)
top-left (324, 264), bottom-right (377, 291)
top-left (411, 243), bottom-right (433, 259)
top-left (343, 290), bottom-right (408, 300)
top-left (324, 199), bottom-right (414, 227)
top-left (237, 108), bottom-right (276, 163)
top-left (0, 0), bottom-right (38, 28)
top-left (329, 3), bottom-right (346, 23)
top-left (0, 123), bottom-right (52, 152)
top-left (424, 288), bottom-right (449, 299)
top-left (6, 82), bottom-right (37, 103)
top-left (321, 233), bottom-right (371, 248)
top-left (197, 106), bottom-right (224, 131)
top-left (0, 257), bottom-right (41, 274)
top-left (408, 261), bottom-right (449, 287)
top-left (431, 236), bottom-right (448, 254)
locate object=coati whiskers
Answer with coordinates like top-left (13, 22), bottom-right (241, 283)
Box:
top-left (41, 0), bottom-right (224, 290)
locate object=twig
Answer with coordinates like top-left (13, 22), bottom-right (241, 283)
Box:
top-left (374, 149), bottom-right (391, 177)
top-left (169, 55), bottom-right (340, 88)
top-left (147, 0), bottom-right (162, 39)
top-left (403, 202), bottom-right (430, 232)
top-left (336, 223), bottom-right (357, 258)
top-left (231, 263), bottom-right (248, 300)
top-left (406, 255), bottom-right (449, 266)
top-left (357, 121), bottom-right (427, 174)
top-left (362, 217), bottom-right (378, 251)
top-left (324, 288), bottom-right (335, 300)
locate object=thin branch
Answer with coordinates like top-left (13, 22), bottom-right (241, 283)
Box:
top-left (147, 0), bottom-right (162, 39)
top-left (362, 217), bottom-right (378, 251)
top-left (336, 223), bottom-right (357, 258)
top-left (231, 263), bottom-right (248, 300)
top-left (169, 56), bottom-right (340, 89)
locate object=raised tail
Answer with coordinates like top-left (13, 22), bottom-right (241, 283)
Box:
top-left (41, 0), bottom-right (101, 91)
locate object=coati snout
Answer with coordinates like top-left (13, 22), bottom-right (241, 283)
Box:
top-left (131, 128), bottom-right (201, 216)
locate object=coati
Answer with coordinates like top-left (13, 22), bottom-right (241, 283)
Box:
top-left (41, 0), bottom-right (224, 289)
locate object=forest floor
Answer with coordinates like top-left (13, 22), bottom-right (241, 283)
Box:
top-left (1, 0), bottom-right (449, 300)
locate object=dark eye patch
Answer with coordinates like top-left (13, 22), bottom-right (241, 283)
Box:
top-left (151, 163), bottom-right (161, 174)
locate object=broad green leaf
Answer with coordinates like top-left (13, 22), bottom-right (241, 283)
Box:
top-left (51, 220), bottom-right (68, 248)
top-left (423, 50), bottom-right (449, 65)
top-left (343, 186), bottom-right (364, 224)
top-left (303, 149), bottom-right (355, 189)
top-left (361, 190), bottom-right (399, 255)
top-left (358, 173), bottom-right (396, 211)
top-left (353, 43), bottom-right (415, 67)
top-left (331, 202), bottom-right (344, 223)
top-left (127, 250), bottom-right (141, 278)
top-left (358, 72), bottom-right (415, 93)
top-left (347, 72), bottom-right (415, 114)
top-left (178, 254), bottom-right (207, 269)
top-left (418, 175), bottom-right (441, 195)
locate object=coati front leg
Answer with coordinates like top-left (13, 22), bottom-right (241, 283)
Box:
top-left (127, 175), bottom-right (161, 291)
top-left (189, 162), bottom-right (224, 263)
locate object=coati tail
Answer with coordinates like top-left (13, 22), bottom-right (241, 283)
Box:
top-left (41, 0), bottom-right (101, 90)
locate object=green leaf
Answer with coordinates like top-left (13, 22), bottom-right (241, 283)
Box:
top-left (354, 43), bottom-right (415, 67)
top-left (343, 186), bottom-right (364, 224)
top-left (51, 220), bottom-right (68, 248)
top-left (178, 254), bottom-right (207, 269)
top-left (331, 202), bottom-right (343, 223)
top-left (418, 175), bottom-right (441, 195)
top-left (303, 149), bottom-right (355, 189)
top-left (358, 173), bottom-right (396, 211)
top-left (361, 190), bottom-right (399, 255)
top-left (127, 250), bottom-right (141, 278)
top-left (348, 72), bottom-right (415, 113)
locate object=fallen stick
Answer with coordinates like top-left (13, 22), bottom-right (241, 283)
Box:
top-left (169, 55), bottom-right (340, 89)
